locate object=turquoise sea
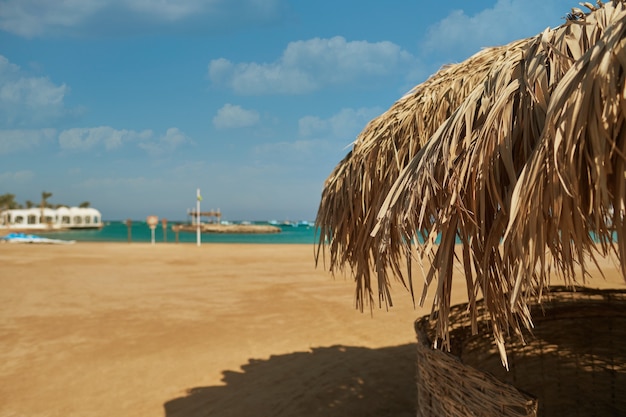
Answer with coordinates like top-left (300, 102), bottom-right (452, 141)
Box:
top-left (37, 221), bottom-right (319, 244)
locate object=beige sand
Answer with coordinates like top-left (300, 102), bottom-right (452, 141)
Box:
top-left (1, 243), bottom-right (624, 417)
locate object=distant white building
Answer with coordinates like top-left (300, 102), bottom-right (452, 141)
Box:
top-left (0, 207), bottom-right (103, 230)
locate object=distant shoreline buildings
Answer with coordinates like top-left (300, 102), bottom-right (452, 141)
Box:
top-left (0, 207), bottom-right (103, 231)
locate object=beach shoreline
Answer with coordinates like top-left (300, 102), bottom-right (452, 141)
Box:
top-left (1, 242), bottom-right (625, 417)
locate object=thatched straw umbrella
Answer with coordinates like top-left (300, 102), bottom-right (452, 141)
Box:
top-left (504, 1), bottom-right (626, 310)
top-left (317, 0), bottom-right (626, 366)
top-left (316, 44), bottom-right (510, 308)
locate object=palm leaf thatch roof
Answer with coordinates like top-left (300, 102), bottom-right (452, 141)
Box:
top-left (315, 44), bottom-right (511, 308)
top-left (316, 0), bottom-right (626, 366)
top-left (504, 3), bottom-right (626, 309)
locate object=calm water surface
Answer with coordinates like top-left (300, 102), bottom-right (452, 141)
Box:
top-left (37, 221), bottom-right (319, 244)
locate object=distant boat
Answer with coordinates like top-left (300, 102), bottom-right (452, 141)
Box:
top-left (1, 232), bottom-right (76, 244)
top-left (278, 220), bottom-right (312, 227)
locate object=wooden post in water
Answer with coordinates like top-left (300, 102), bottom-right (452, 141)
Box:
top-left (161, 218), bottom-right (168, 242)
top-left (196, 189), bottom-right (202, 247)
top-left (125, 219), bottom-right (132, 243)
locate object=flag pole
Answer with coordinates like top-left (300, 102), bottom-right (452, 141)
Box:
top-left (196, 188), bottom-right (201, 247)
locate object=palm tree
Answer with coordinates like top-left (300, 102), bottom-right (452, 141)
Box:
top-left (0, 193), bottom-right (18, 225)
top-left (316, 1), bottom-right (626, 364)
top-left (79, 201), bottom-right (91, 208)
top-left (0, 193), bottom-right (18, 210)
top-left (40, 191), bottom-right (52, 226)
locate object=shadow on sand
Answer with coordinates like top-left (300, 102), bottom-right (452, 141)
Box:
top-left (164, 344), bottom-right (416, 417)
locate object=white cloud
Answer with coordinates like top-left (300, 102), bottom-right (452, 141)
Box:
top-left (160, 127), bottom-right (188, 147)
top-left (137, 127), bottom-right (191, 155)
top-left (251, 107), bottom-right (383, 164)
top-left (0, 170), bottom-right (35, 183)
top-left (420, 0), bottom-right (572, 61)
top-left (128, 0), bottom-right (208, 20)
top-left (0, 0), bottom-right (102, 37)
top-left (0, 0), bottom-right (284, 38)
top-left (58, 126), bottom-right (190, 155)
top-left (208, 36), bottom-right (415, 95)
top-left (59, 126), bottom-right (152, 151)
top-left (76, 176), bottom-right (155, 188)
top-left (254, 139), bottom-right (317, 156)
top-left (298, 107), bottom-right (383, 141)
top-left (0, 55), bottom-right (69, 127)
top-left (0, 128), bottom-right (56, 154)
top-left (207, 58), bottom-right (233, 84)
top-left (213, 104), bottom-right (260, 129)
top-left (298, 116), bottom-right (327, 138)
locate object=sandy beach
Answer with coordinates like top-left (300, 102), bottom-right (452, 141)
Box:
top-left (1, 242), bottom-right (625, 417)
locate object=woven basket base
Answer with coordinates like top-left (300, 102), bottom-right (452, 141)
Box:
top-left (415, 287), bottom-right (626, 417)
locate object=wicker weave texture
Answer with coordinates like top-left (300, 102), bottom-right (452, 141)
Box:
top-left (415, 287), bottom-right (626, 417)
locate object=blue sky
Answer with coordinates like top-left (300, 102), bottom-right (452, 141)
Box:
top-left (1, 0), bottom-right (577, 221)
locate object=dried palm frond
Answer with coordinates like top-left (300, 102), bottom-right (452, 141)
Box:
top-left (316, 45), bottom-right (508, 310)
top-left (318, 0), bottom-right (626, 366)
top-left (504, 4), bottom-right (626, 315)
top-left (373, 1), bottom-right (626, 366)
